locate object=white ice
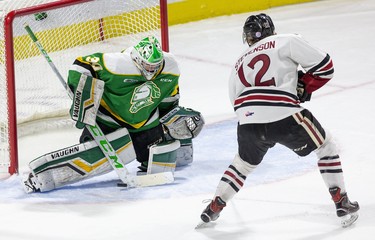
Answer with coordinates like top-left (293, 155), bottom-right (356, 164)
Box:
top-left (1, 0), bottom-right (375, 239)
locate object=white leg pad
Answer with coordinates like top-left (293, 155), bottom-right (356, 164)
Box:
top-left (27, 128), bottom-right (136, 192)
top-left (147, 140), bottom-right (181, 175)
top-left (176, 139), bottom-right (193, 167)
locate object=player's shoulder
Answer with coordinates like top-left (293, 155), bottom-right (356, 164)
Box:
top-left (102, 49), bottom-right (139, 74)
top-left (103, 49), bottom-right (132, 62)
top-left (161, 51), bottom-right (180, 76)
top-left (267, 33), bottom-right (310, 49)
top-left (163, 52), bottom-right (179, 68)
top-left (86, 52), bottom-right (104, 57)
top-left (271, 33), bottom-right (304, 42)
top-left (77, 52), bottom-right (103, 63)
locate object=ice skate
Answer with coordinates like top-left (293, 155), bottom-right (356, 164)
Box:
top-left (200, 196), bottom-right (226, 223)
top-left (23, 172), bottom-right (41, 193)
top-left (329, 187), bottom-right (359, 228)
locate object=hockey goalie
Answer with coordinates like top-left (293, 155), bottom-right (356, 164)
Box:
top-left (23, 36), bottom-right (204, 193)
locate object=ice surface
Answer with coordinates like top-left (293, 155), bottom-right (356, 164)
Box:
top-left (1, 0), bottom-right (375, 239)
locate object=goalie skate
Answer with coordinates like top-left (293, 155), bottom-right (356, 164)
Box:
top-left (22, 173), bottom-right (41, 193)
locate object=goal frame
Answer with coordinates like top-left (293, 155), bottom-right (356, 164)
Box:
top-left (3, 0), bottom-right (169, 175)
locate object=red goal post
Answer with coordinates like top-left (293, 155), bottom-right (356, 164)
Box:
top-left (0, 0), bottom-right (169, 177)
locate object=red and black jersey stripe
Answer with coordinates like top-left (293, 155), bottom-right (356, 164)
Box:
top-left (234, 89), bottom-right (300, 111)
top-left (303, 54), bottom-right (334, 93)
top-left (308, 54), bottom-right (334, 78)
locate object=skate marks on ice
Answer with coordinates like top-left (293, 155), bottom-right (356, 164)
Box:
top-left (194, 198), bottom-right (360, 240)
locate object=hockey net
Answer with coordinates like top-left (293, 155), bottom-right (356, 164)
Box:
top-left (0, 0), bottom-right (169, 176)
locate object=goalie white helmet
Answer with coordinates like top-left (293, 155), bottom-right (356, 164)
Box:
top-left (130, 36), bottom-right (164, 80)
top-left (160, 107), bottom-right (205, 140)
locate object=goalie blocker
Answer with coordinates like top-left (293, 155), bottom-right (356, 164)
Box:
top-left (23, 106), bottom-right (204, 193)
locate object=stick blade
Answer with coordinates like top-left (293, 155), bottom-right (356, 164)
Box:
top-left (129, 172), bottom-right (174, 188)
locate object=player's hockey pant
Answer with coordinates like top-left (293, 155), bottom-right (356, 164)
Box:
top-left (214, 109), bottom-right (347, 201)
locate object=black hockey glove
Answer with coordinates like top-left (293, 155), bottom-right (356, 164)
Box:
top-left (296, 70), bottom-right (312, 103)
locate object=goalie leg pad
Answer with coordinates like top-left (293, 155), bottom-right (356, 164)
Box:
top-left (147, 140), bottom-right (181, 175)
top-left (26, 128), bottom-right (136, 192)
top-left (176, 139), bottom-right (193, 167)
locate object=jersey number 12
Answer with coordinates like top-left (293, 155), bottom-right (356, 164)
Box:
top-left (237, 53), bottom-right (276, 87)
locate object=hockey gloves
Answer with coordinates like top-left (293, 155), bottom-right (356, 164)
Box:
top-left (296, 70), bottom-right (312, 103)
top-left (160, 106), bottom-right (205, 140)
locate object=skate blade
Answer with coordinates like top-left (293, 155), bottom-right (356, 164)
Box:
top-left (195, 220), bottom-right (215, 229)
top-left (195, 221), bottom-right (207, 229)
top-left (341, 212), bottom-right (359, 228)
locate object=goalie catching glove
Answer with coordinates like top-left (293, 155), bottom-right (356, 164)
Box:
top-left (69, 74), bottom-right (104, 129)
top-left (160, 106), bottom-right (205, 140)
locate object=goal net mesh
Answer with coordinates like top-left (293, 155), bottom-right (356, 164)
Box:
top-left (0, 0), bottom-right (164, 174)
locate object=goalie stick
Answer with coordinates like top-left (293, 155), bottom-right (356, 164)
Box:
top-left (24, 24), bottom-right (173, 188)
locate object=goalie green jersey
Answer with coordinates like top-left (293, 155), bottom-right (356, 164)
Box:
top-left (67, 48), bottom-right (180, 132)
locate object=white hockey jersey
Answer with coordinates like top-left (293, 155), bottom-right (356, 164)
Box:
top-left (229, 33), bottom-right (333, 124)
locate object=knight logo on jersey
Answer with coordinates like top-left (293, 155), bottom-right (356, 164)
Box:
top-left (130, 81), bottom-right (161, 113)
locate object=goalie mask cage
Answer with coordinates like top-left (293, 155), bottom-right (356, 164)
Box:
top-left (0, 0), bottom-right (169, 177)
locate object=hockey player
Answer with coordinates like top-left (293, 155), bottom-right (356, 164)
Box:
top-left (199, 14), bottom-right (359, 227)
top-left (70, 35), bottom-right (197, 172)
top-left (23, 36), bottom-right (204, 192)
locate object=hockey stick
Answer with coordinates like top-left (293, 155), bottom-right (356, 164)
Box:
top-left (24, 24), bottom-right (173, 188)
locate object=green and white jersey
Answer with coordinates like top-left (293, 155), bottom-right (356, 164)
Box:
top-left (68, 48), bottom-right (180, 132)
